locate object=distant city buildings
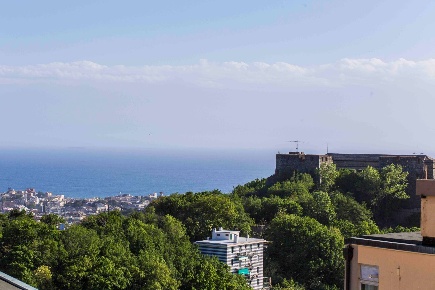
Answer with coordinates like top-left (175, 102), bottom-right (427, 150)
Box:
top-left (0, 187), bottom-right (164, 223)
top-left (196, 227), bottom-right (269, 290)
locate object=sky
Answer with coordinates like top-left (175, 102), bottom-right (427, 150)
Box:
top-left (2, 0), bottom-right (435, 154)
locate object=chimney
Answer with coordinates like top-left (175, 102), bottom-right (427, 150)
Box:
top-left (416, 179), bottom-right (435, 246)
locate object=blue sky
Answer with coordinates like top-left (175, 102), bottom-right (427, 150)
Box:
top-left (2, 0), bottom-right (435, 154)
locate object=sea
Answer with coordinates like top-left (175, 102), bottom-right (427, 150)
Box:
top-left (0, 148), bottom-right (275, 199)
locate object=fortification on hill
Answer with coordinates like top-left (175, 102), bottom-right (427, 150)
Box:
top-left (275, 152), bottom-right (435, 211)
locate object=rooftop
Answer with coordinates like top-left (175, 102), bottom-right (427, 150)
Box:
top-left (196, 227), bottom-right (267, 246)
top-left (196, 237), bottom-right (266, 246)
top-left (0, 271), bottom-right (38, 290)
top-left (346, 232), bottom-right (435, 255)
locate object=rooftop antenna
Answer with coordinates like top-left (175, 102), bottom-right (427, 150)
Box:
top-left (287, 140), bottom-right (302, 152)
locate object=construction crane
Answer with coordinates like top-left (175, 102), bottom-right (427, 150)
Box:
top-left (287, 140), bottom-right (302, 152)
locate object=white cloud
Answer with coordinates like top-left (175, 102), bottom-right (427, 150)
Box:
top-left (1, 58), bottom-right (435, 88)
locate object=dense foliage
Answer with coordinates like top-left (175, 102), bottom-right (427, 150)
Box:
top-left (0, 211), bottom-right (251, 290)
top-left (267, 214), bottom-right (343, 289)
top-left (0, 164), bottom-right (416, 290)
top-left (230, 164), bottom-right (413, 289)
top-left (148, 190), bottom-right (253, 242)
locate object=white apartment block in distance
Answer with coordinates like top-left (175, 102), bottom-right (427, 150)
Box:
top-left (196, 227), bottom-right (269, 290)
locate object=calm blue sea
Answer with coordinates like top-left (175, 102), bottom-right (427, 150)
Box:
top-left (0, 148), bottom-right (275, 198)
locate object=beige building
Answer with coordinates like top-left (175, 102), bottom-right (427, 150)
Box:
top-left (344, 179), bottom-right (435, 290)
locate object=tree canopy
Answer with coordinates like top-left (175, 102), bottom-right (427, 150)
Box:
top-left (148, 190), bottom-right (253, 241)
top-left (0, 163), bottom-right (415, 290)
top-left (0, 210), bottom-right (252, 290)
top-left (266, 214), bottom-right (344, 290)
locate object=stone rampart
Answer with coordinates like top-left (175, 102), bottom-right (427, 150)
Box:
top-left (327, 153), bottom-right (383, 170)
top-left (276, 152), bottom-right (435, 213)
top-left (275, 152), bottom-right (331, 179)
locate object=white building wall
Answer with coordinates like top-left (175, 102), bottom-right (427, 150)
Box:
top-left (197, 241), bottom-right (266, 290)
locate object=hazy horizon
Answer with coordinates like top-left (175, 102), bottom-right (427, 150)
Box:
top-left (2, 1), bottom-right (435, 153)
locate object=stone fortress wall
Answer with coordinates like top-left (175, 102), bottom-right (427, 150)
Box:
top-left (275, 152), bottom-right (435, 211)
top-left (275, 152), bottom-right (332, 178)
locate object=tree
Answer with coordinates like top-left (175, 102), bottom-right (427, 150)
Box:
top-left (0, 216), bottom-right (39, 284)
top-left (134, 252), bottom-right (179, 290)
top-left (40, 214), bottom-right (65, 228)
top-left (335, 165), bottom-right (409, 226)
top-left (81, 210), bottom-right (125, 240)
top-left (7, 209), bottom-right (33, 220)
top-left (329, 191), bottom-right (379, 238)
top-left (267, 180), bottom-right (310, 198)
top-left (187, 256), bottom-right (251, 290)
top-left (266, 214), bottom-right (344, 289)
top-left (274, 278), bottom-right (306, 290)
top-left (150, 191), bottom-right (253, 241)
top-left (242, 196), bottom-right (302, 224)
top-left (335, 169), bottom-right (359, 196)
top-left (296, 191), bottom-right (336, 226)
top-left (375, 164), bottom-right (408, 224)
top-left (317, 163), bottom-right (339, 192)
top-left (232, 178), bottom-right (268, 198)
top-left (34, 265), bottom-right (54, 290)
top-left (56, 226), bottom-right (101, 290)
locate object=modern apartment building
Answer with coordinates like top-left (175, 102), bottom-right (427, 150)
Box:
top-left (344, 179), bottom-right (435, 290)
top-left (196, 227), bottom-right (269, 290)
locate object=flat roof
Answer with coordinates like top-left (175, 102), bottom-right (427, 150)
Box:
top-left (0, 271), bottom-right (38, 290)
top-left (213, 230), bottom-right (240, 234)
top-left (196, 237), bottom-right (266, 246)
top-left (346, 232), bottom-right (435, 255)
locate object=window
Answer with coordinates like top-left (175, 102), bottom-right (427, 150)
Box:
top-left (257, 267), bottom-right (259, 273)
top-left (360, 265), bottom-right (379, 290)
top-left (217, 234), bottom-right (220, 236)
top-left (361, 285), bottom-right (378, 290)
top-left (231, 247), bottom-right (234, 253)
top-left (226, 234), bottom-right (229, 236)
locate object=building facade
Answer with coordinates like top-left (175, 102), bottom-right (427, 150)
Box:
top-left (343, 179), bottom-right (435, 290)
top-left (196, 228), bottom-right (268, 290)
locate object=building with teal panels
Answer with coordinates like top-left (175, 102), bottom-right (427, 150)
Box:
top-left (196, 227), bottom-right (269, 290)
